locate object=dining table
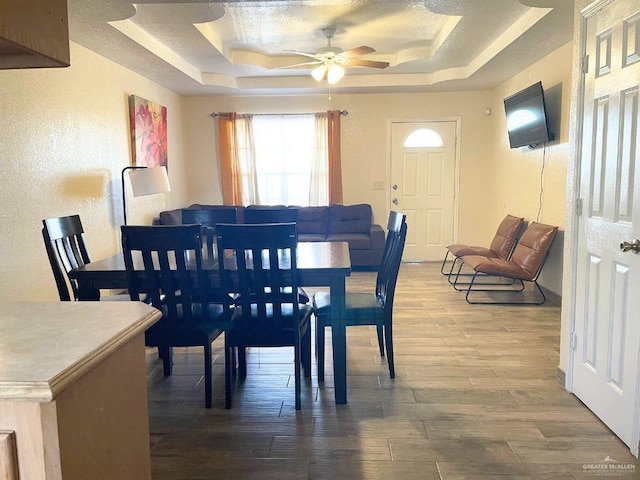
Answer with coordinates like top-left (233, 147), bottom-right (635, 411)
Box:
top-left (68, 241), bottom-right (353, 405)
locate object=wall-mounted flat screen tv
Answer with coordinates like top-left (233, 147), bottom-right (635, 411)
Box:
top-left (504, 81), bottom-right (553, 148)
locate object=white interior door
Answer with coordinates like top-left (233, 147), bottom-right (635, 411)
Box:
top-left (390, 121), bottom-right (457, 262)
top-left (572, 0), bottom-right (640, 454)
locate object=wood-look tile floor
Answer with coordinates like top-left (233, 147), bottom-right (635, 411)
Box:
top-left (146, 262), bottom-right (639, 479)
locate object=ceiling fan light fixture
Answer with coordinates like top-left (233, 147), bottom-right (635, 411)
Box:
top-left (311, 65), bottom-right (326, 82)
top-left (327, 64), bottom-right (344, 84)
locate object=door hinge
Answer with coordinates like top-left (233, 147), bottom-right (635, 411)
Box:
top-left (582, 55), bottom-right (589, 74)
top-left (576, 198), bottom-right (583, 216)
top-left (570, 332), bottom-right (577, 350)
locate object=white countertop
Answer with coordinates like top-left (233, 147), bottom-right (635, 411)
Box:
top-left (0, 302), bottom-right (161, 401)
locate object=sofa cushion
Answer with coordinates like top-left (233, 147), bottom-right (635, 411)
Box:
top-left (159, 208), bottom-right (183, 225)
top-left (156, 203), bottom-right (385, 267)
top-left (327, 233), bottom-right (372, 250)
top-left (328, 204), bottom-right (372, 234)
top-left (190, 204), bottom-right (244, 223)
top-left (294, 206), bottom-right (329, 235)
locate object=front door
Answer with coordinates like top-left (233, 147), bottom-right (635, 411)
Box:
top-left (571, 0), bottom-right (640, 454)
top-left (390, 121), bottom-right (457, 262)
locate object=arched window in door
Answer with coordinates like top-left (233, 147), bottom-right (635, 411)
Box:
top-left (404, 128), bottom-right (444, 148)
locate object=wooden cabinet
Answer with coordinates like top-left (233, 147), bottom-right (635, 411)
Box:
top-left (0, 302), bottom-right (161, 479)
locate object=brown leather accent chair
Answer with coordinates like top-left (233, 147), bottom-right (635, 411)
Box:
top-left (441, 214), bottom-right (524, 279)
top-left (457, 222), bottom-right (558, 305)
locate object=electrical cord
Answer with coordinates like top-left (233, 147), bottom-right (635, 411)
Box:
top-left (536, 143), bottom-right (547, 222)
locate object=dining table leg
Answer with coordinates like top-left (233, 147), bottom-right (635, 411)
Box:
top-left (330, 276), bottom-right (347, 404)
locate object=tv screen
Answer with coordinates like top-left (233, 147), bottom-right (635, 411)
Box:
top-left (504, 81), bottom-right (552, 148)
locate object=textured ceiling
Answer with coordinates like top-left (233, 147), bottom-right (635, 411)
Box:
top-left (67, 0), bottom-right (574, 96)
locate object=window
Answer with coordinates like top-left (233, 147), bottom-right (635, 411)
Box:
top-left (235, 114), bottom-right (328, 206)
top-left (404, 128), bottom-right (444, 148)
top-left (217, 110), bottom-right (342, 206)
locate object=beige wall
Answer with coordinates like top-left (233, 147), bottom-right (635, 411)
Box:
top-left (183, 91), bottom-right (495, 248)
top-left (485, 42), bottom-right (573, 294)
top-left (183, 44), bottom-right (573, 295)
top-left (0, 39), bottom-right (573, 303)
top-left (0, 42), bottom-right (187, 302)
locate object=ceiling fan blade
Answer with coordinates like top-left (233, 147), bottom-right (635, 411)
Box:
top-left (348, 58), bottom-right (390, 69)
top-left (283, 50), bottom-right (319, 60)
top-left (340, 46), bottom-right (375, 58)
top-left (275, 60), bottom-right (322, 69)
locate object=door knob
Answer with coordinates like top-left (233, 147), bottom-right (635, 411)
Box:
top-left (392, 184), bottom-right (398, 190)
top-left (620, 239), bottom-right (640, 254)
top-left (392, 198), bottom-right (398, 205)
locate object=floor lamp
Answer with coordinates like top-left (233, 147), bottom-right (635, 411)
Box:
top-left (121, 166), bottom-right (171, 225)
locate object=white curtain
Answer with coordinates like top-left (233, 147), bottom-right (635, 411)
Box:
top-left (234, 115), bottom-right (261, 205)
top-left (231, 113), bottom-right (329, 206)
top-left (310, 113), bottom-right (329, 206)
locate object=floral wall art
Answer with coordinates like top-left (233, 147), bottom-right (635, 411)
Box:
top-left (129, 95), bottom-right (168, 167)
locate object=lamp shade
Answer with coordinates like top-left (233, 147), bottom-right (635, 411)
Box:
top-left (327, 64), bottom-right (344, 84)
top-left (128, 166), bottom-right (171, 197)
top-left (311, 65), bottom-right (326, 82)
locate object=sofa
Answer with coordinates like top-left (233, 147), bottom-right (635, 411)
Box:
top-left (154, 203), bottom-right (385, 268)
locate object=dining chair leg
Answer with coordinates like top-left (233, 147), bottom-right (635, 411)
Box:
top-left (294, 339), bottom-right (302, 410)
top-left (204, 342), bottom-right (212, 408)
top-left (376, 324), bottom-right (385, 357)
top-left (238, 347), bottom-right (247, 378)
top-left (384, 321), bottom-right (395, 379)
top-left (160, 345), bottom-right (173, 376)
top-left (315, 316), bottom-right (326, 382)
top-left (225, 337), bottom-right (232, 409)
top-left (231, 346), bottom-right (238, 378)
top-left (302, 328), bottom-right (312, 379)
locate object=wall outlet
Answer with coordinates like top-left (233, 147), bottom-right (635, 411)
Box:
top-left (372, 181), bottom-right (385, 190)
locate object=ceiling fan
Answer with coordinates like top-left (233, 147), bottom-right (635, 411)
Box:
top-left (283, 27), bottom-right (390, 84)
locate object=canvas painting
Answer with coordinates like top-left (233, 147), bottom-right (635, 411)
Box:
top-left (129, 95), bottom-right (168, 168)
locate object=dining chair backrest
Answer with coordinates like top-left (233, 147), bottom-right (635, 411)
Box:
top-left (121, 224), bottom-right (234, 409)
top-left (244, 207), bottom-right (298, 224)
top-left (215, 223), bottom-right (300, 330)
top-left (182, 207), bottom-right (237, 257)
top-left (375, 211), bottom-right (408, 314)
top-left (42, 214), bottom-right (92, 301)
top-left (121, 224), bottom-right (232, 321)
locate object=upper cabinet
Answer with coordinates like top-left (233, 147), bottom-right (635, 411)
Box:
top-left (0, 0), bottom-right (69, 69)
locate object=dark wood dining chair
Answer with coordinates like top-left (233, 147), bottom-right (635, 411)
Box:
top-left (244, 207), bottom-right (298, 224)
top-left (244, 207), bottom-right (310, 304)
top-left (181, 207), bottom-right (237, 257)
top-left (215, 222), bottom-right (312, 410)
top-left (42, 214), bottom-right (128, 301)
top-left (313, 211), bottom-right (407, 381)
top-left (121, 224), bottom-right (235, 408)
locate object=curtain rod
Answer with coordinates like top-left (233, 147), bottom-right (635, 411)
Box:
top-left (209, 110), bottom-right (348, 118)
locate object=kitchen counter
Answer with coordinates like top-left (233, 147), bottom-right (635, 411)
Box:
top-left (0, 301), bottom-right (161, 480)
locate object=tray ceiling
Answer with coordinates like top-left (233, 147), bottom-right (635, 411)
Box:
top-left (67, 0), bottom-right (574, 96)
